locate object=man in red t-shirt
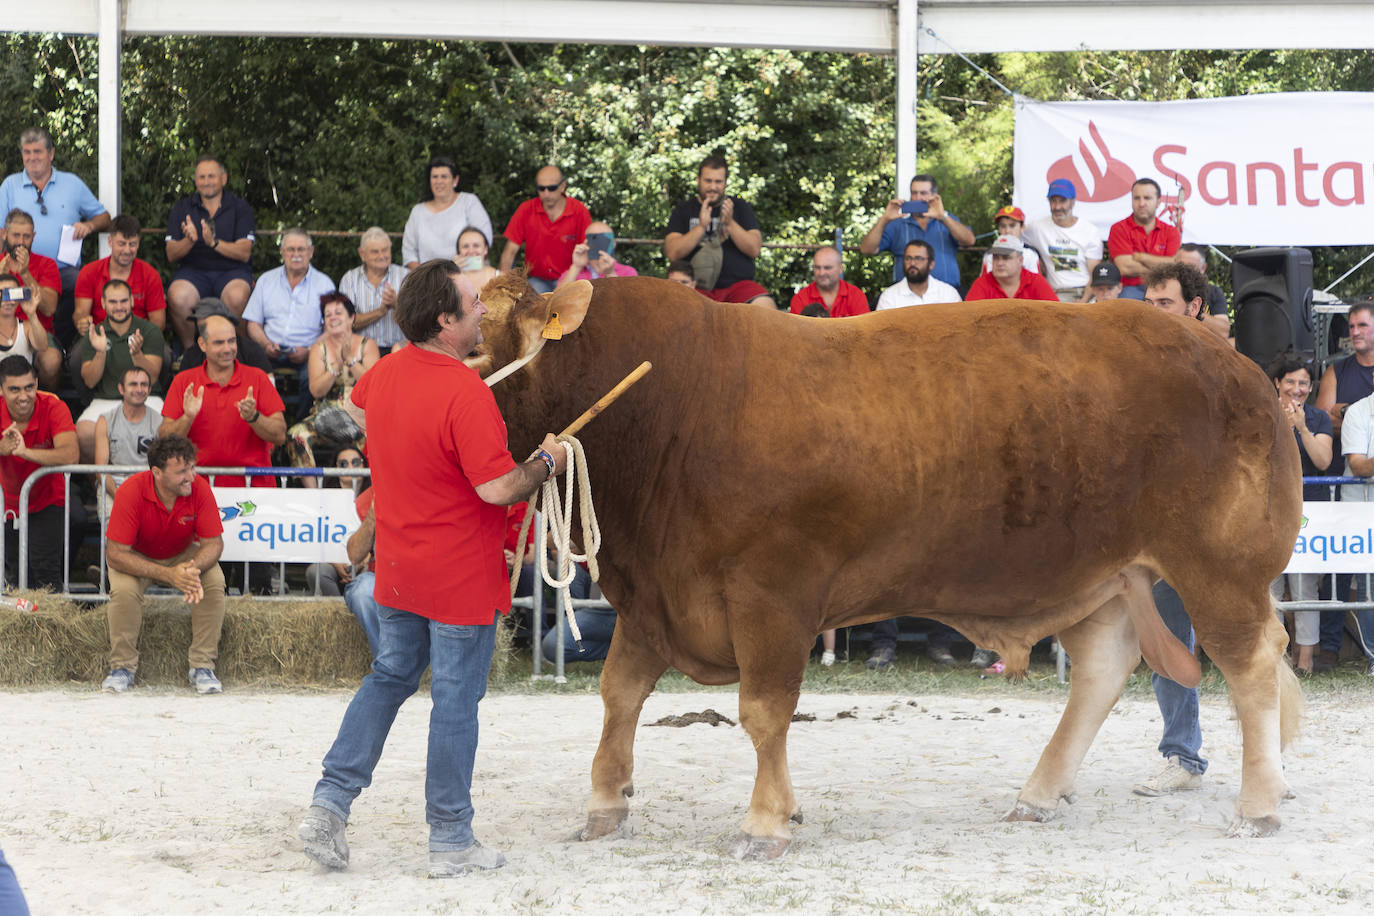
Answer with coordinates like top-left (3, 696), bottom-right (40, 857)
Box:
top-left (1107, 178), bottom-right (1182, 300)
top-left (965, 235), bottom-right (1058, 302)
top-left (2, 209), bottom-right (61, 389)
top-left (73, 213), bottom-right (168, 333)
top-left (497, 166), bottom-right (591, 293)
top-left (300, 260), bottom-right (569, 878)
top-left (0, 354), bottom-right (77, 588)
top-left (160, 313), bottom-right (286, 487)
top-left (101, 434), bottom-right (227, 695)
top-left (789, 246), bottom-right (869, 317)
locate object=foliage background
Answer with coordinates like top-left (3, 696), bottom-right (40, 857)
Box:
top-left (3, 36), bottom-right (1373, 303)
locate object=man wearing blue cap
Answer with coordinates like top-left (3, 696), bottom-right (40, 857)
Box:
top-left (1021, 178), bottom-right (1102, 303)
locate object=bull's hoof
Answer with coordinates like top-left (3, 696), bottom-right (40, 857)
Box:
top-left (576, 808), bottom-right (629, 842)
top-left (790, 810), bottom-right (804, 825)
top-left (1226, 814), bottom-right (1281, 838)
top-left (729, 832), bottom-right (792, 860)
top-left (1003, 800), bottom-right (1061, 823)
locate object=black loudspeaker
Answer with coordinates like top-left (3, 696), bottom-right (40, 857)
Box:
top-left (1232, 247), bottom-right (1314, 368)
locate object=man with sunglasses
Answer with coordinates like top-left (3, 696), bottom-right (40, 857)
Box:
top-left (498, 166), bottom-right (591, 293)
top-left (0, 127), bottom-right (109, 346)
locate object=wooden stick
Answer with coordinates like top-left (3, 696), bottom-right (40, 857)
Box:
top-left (560, 361), bottom-right (653, 437)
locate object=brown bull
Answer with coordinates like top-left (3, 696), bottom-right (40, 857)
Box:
top-left (471, 274), bottom-right (1303, 858)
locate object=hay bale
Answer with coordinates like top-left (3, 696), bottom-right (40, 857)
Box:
top-left (0, 590), bottom-right (521, 689)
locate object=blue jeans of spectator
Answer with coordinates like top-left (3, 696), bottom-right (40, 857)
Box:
top-left (542, 607), bottom-right (617, 663)
top-left (343, 571), bottom-right (381, 658)
top-left (1151, 580), bottom-right (1207, 775)
top-left (311, 604), bottom-right (497, 851)
top-left (527, 276), bottom-right (556, 294)
top-left (0, 846), bottom-right (28, 916)
top-left (1120, 285), bottom-right (1146, 301)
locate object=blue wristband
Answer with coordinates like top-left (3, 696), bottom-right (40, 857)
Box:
top-left (534, 448), bottom-right (556, 480)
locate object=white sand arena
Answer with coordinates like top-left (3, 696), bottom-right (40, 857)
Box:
top-left (3, 686), bottom-right (1372, 914)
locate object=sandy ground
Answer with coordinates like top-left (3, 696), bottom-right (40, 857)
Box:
top-left (2, 685), bottom-right (1371, 915)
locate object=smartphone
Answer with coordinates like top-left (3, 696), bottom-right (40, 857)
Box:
top-left (1, 285), bottom-right (31, 303)
top-left (586, 234), bottom-right (613, 258)
top-left (900, 200), bottom-right (929, 216)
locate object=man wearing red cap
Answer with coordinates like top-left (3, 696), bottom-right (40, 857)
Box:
top-left (965, 235), bottom-right (1057, 302)
top-left (979, 206), bottom-right (1041, 276)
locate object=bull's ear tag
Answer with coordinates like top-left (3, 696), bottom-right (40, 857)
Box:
top-left (542, 312), bottom-right (564, 340)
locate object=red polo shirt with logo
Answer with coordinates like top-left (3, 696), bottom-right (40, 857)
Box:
top-left (106, 470), bottom-right (223, 559)
top-left (789, 280), bottom-right (870, 317)
top-left (502, 196), bottom-right (592, 282)
top-left (351, 345), bottom-right (517, 624)
top-left (8, 251), bottom-right (61, 331)
top-left (965, 269), bottom-right (1059, 302)
top-left (1107, 216), bottom-right (1182, 288)
top-left (74, 256), bottom-right (168, 323)
top-left (162, 361), bottom-right (285, 487)
top-left (0, 391), bottom-right (74, 514)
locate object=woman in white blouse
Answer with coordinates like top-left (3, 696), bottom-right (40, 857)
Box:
top-left (400, 155), bottom-right (493, 268)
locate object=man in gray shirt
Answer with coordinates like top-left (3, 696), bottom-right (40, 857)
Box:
top-left (93, 365), bottom-right (162, 514)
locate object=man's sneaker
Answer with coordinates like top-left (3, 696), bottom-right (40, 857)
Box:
top-left (820, 651), bottom-right (836, 667)
top-left (299, 805), bottom-right (349, 870)
top-left (428, 842), bottom-right (506, 878)
top-left (926, 645), bottom-right (957, 666)
top-left (101, 668), bottom-right (134, 693)
top-left (970, 648), bottom-right (998, 669)
top-left (1367, 660), bottom-right (1374, 677)
top-left (866, 646), bottom-right (896, 670)
top-left (188, 667), bottom-right (222, 694)
top-left (1132, 756), bottom-right (1203, 797)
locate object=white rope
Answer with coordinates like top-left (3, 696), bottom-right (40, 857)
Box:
top-left (508, 436), bottom-right (601, 647)
top-left (484, 338), bottom-right (546, 388)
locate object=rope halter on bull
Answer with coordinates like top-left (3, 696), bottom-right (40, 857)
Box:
top-left (487, 347), bottom-right (653, 650)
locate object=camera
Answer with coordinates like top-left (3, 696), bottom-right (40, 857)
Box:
top-left (1, 285), bottom-right (32, 303)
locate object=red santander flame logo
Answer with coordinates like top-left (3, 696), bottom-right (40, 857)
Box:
top-left (1047, 121), bottom-right (1135, 202)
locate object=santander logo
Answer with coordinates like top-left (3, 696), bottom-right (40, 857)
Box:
top-left (1046, 121), bottom-right (1135, 202)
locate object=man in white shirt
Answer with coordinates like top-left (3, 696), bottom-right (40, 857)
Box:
top-left (874, 240), bottom-right (961, 310)
top-left (1021, 179), bottom-right (1103, 303)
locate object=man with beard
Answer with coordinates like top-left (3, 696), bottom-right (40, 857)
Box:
top-left (1107, 178), bottom-right (1181, 301)
top-left (165, 156), bottom-right (256, 350)
top-left (74, 214), bottom-right (167, 333)
top-left (1021, 179), bottom-right (1102, 302)
top-left (874, 240), bottom-right (961, 310)
top-left (789, 246), bottom-right (868, 317)
top-left (664, 155), bottom-right (776, 308)
top-left (75, 279), bottom-right (165, 462)
top-left (964, 235), bottom-right (1058, 302)
top-left (1, 209), bottom-right (61, 389)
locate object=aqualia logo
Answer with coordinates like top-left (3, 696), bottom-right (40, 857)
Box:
top-left (220, 499), bottom-right (349, 550)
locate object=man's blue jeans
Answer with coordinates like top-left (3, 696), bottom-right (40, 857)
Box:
top-left (1150, 580), bottom-right (1207, 775)
top-left (0, 846), bottom-right (28, 916)
top-left (542, 608), bottom-right (617, 663)
top-left (311, 604), bottom-right (498, 851)
top-left (343, 571), bottom-right (382, 658)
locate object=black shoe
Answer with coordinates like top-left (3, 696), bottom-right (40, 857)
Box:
top-left (927, 645), bottom-right (957, 666)
top-left (866, 646), bottom-right (896, 670)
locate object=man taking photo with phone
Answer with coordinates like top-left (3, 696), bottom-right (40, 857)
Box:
top-left (860, 173), bottom-right (974, 295)
top-left (556, 220), bottom-right (638, 288)
top-left (664, 155), bottom-right (776, 309)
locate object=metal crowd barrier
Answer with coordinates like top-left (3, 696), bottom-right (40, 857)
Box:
top-left (2, 464), bottom-right (613, 681)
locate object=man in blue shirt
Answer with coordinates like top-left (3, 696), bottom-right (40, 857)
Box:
top-left (0, 127), bottom-right (109, 345)
top-left (859, 173), bottom-right (973, 293)
top-left (243, 228), bottom-right (334, 415)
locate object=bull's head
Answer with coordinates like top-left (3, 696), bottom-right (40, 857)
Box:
top-left (464, 273), bottom-right (592, 379)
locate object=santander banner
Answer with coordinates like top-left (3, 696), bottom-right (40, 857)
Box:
top-left (1013, 92), bottom-right (1374, 246)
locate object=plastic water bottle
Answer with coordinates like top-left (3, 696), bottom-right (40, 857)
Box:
top-left (0, 595), bottom-right (36, 613)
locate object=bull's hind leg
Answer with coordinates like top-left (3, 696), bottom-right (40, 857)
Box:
top-left (1007, 589), bottom-right (1141, 822)
top-left (578, 624), bottom-right (669, 841)
top-left (1191, 594), bottom-right (1296, 837)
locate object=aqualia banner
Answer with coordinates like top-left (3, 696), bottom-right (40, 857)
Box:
top-left (1286, 501), bottom-right (1374, 574)
top-left (213, 487), bottom-right (360, 563)
top-left (1013, 92), bottom-right (1374, 246)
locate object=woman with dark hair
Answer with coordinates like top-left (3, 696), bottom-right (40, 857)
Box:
top-left (286, 293), bottom-right (379, 482)
top-left (401, 156), bottom-right (493, 269)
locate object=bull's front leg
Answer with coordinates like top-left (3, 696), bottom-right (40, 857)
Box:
top-left (578, 622), bottom-right (669, 841)
top-left (730, 642), bottom-right (809, 860)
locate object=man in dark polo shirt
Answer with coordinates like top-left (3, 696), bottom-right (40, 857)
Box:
top-left (101, 434), bottom-right (227, 695)
top-left (159, 313), bottom-right (285, 488)
top-left (165, 156), bottom-right (256, 350)
top-left (664, 155), bottom-right (776, 309)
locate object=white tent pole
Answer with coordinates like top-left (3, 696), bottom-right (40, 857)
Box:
top-left (895, 0), bottom-right (918, 197)
top-left (97, 0), bottom-right (122, 256)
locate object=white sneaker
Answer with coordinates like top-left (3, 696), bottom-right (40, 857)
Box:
top-left (820, 651), bottom-right (835, 667)
top-left (1133, 756), bottom-right (1203, 796)
top-left (101, 668), bottom-right (134, 693)
top-left (428, 841), bottom-right (506, 878)
top-left (188, 667), bottom-right (222, 694)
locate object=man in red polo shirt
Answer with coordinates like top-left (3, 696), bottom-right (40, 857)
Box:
top-left (789, 246), bottom-right (869, 317)
top-left (159, 313), bottom-right (286, 487)
top-left (299, 260), bottom-right (569, 878)
top-left (72, 213), bottom-right (168, 333)
top-left (2, 209), bottom-right (61, 389)
top-left (497, 166), bottom-right (591, 293)
top-left (965, 235), bottom-right (1058, 302)
top-left (101, 434), bottom-right (227, 695)
top-left (0, 354), bottom-right (76, 588)
top-left (1107, 178), bottom-right (1182, 300)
